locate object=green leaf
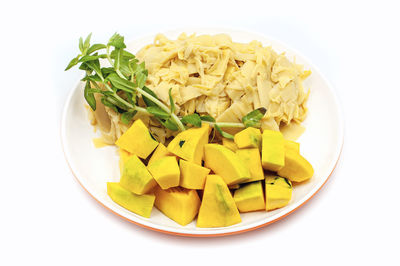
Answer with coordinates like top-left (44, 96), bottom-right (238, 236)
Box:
top-left (200, 115), bottom-right (216, 122)
top-left (135, 71), bottom-right (147, 89)
top-left (214, 124), bottom-right (234, 140)
top-left (86, 44), bottom-right (107, 55)
top-left (159, 118), bottom-right (179, 131)
top-left (84, 81), bottom-right (96, 110)
top-left (147, 106), bottom-right (170, 120)
top-left (168, 88), bottom-right (175, 113)
top-left (81, 74), bottom-right (102, 83)
top-left (65, 55), bottom-right (80, 71)
top-left (121, 110), bottom-right (137, 125)
top-left (79, 54), bottom-right (107, 63)
top-left (83, 33), bottom-right (92, 53)
top-left (141, 86), bottom-right (158, 107)
top-left (101, 97), bottom-right (118, 113)
top-left (79, 37), bottom-right (84, 53)
top-left (106, 73), bottom-right (135, 93)
top-left (114, 48), bottom-right (122, 72)
top-left (110, 49), bottom-right (135, 59)
top-left (242, 107), bottom-right (267, 128)
top-left (83, 59), bottom-right (103, 79)
top-left (181, 113), bottom-right (202, 127)
top-left (108, 33), bottom-right (126, 49)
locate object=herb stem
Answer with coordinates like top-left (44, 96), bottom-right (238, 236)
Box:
top-left (203, 121), bottom-right (246, 128)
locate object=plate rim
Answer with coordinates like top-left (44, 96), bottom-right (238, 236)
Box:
top-left (61, 27), bottom-right (344, 237)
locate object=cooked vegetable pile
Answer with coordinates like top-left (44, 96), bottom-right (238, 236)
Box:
top-left (65, 33), bottom-right (314, 228)
top-left (109, 119), bottom-right (313, 227)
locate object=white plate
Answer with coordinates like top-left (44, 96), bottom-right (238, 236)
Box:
top-left (61, 28), bottom-right (343, 237)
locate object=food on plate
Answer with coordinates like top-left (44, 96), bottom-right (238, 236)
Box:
top-left (120, 155), bottom-right (157, 195)
top-left (234, 127), bottom-right (262, 149)
top-left (204, 144), bottom-right (250, 185)
top-left (167, 124), bottom-right (210, 164)
top-left (235, 148), bottom-right (264, 182)
top-left (233, 181), bottom-right (265, 213)
top-left (179, 159), bottom-right (210, 190)
top-left (147, 143), bottom-right (174, 165)
top-left (107, 182), bottom-right (155, 218)
top-left (197, 175), bottom-right (241, 228)
top-left (277, 149), bottom-right (314, 182)
top-left (284, 139), bottom-right (300, 153)
top-left (115, 119), bottom-right (159, 159)
top-left (261, 130), bottom-right (285, 171)
top-left (265, 175), bottom-right (293, 211)
top-left (147, 156), bottom-right (180, 189)
top-left (66, 32), bottom-right (315, 228)
top-left (222, 138), bottom-right (238, 151)
top-left (154, 186), bottom-right (201, 226)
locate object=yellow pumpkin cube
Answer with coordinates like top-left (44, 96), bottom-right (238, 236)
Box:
top-left (147, 156), bottom-right (180, 189)
top-left (179, 159), bottom-right (210, 190)
top-left (234, 181), bottom-right (265, 212)
top-left (222, 138), bottom-right (238, 152)
top-left (204, 144), bottom-right (250, 185)
top-left (261, 130), bottom-right (285, 171)
top-left (197, 175), bottom-right (241, 228)
top-left (118, 148), bottom-right (133, 175)
top-left (277, 149), bottom-right (314, 182)
top-left (265, 175), bottom-right (292, 211)
top-left (107, 182), bottom-right (155, 218)
top-left (236, 148), bottom-right (264, 182)
top-left (154, 186), bottom-right (201, 226)
top-left (148, 143), bottom-right (174, 165)
top-left (167, 124), bottom-right (210, 165)
top-left (234, 127), bottom-right (262, 149)
top-left (120, 155), bottom-right (157, 195)
top-left (284, 139), bottom-right (300, 153)
top-left (115, 119), bottom-right (159, 159)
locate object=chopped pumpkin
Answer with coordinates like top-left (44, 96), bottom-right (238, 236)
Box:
top-left (284, 139), bottom-right (300, 153)
top-left (204, 144), bottom-right (250, 185)
top-left (167, 124), bottom-right (210, 165)
top-left (261, 130), bottom-right (285, 171)
top-left (118, 148), bottom-right (133, 175)
top-left (277, 149), bottom-right (314, 182)
top-left (107, 182), bottom-right (155, 218)
top-left (115, 119), bottom-right (159, 159)
top-left (222, 138), bottom-right (238, 152)
top-left (265, 175), bottom-right (292, 211)
top-left (154, 186), bottom-right (201, 226)
top-left (234, 181), bottom-right (265, 212)
top-left (147, 156), bottom-right (180, 189)
top-left (179, 159), bottom-right (210, 190)
top-left (148, 143), bottom-right (175, 165)
top-left (197, 175), bottom-right (241, 228)
top-left (120, 155), bottom-right (157, 195)
top-left (234, 127), bottom-right (262, 149)
top-left (236, 148), bottom-right (264, 182)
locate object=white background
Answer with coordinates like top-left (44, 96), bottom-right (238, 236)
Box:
top-left (1, 0), bottom-right (399, 265)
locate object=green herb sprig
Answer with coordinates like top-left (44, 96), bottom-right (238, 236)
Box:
top-left (65, 33), bottom-right (267, 135)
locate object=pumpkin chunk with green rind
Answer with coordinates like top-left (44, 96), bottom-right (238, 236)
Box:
top-left (234, 127), bottom-right (262, 149)
top-left (261, 130), bottom-right (285, 171)
top-left (179, 159), bottom-right (210, 190)
top-left (277, 149), bottom-right (314, 182)
top-left (236, 148), bottom-right (264, 183)
top-left (197, 175), bottom-right (241, 228)
top-left (204, 144), bottom-right (250, 185)
top-left (120, 155), bottom-right (157, 195)
top-left (167, 124), bottom-right (210, 165)
top-left (115, 119), bottom-right (159, 159)
top-left (265, 175), bottom-right (292, 211)
top-left (107, 182), bottom-right (155, 218)
top-left (154, 186), bottom-right (201, 226)
top-left (234, 181), bottom-right (265, 212)
top-left (148, 156), bottom-right (180, 189)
